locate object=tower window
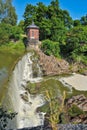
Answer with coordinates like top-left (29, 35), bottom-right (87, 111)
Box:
top-left (32, 31), bottom-right (34, 37)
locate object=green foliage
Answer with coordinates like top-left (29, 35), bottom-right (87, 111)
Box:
top-left (41, 39), bottom-right (60, 57)
top-left (9, 26), bottom-right (22, 42)
top-left (23, 0), bottom-right (72, 41)
top-left (23, 0), bottom-right (87, 65)
top-left (61, 26), bottom-right (87, 64)
top-left (74, 20), bottom-right (81, 26)
top-left (80, 15), bottom-right (87, 25)
top-left (0, 23), bottom-right (23, 45)
top-left (68, 104), bottom-right (84, 118)
top-left (23, 4), bottom-right (36, 28)
top-left (0, 23), bottom-right (11, 45)
top-left (0, 0), bottom-right (17, 25)
top-left (0, 106), bottom-right (17, 130)
top-left (18, 20), bottom-right (25, 32)
top-left (45, 90), bottom-right (66, 130)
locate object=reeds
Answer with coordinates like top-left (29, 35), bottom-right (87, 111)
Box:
top-left (45, 90), bottom-right (66, 130)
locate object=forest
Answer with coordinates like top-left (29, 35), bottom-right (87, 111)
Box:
top-left (0, 0), bottom-right (87, 65)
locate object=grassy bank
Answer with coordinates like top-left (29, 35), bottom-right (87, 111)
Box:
top-left (0, 40), bottom-right (25, 102)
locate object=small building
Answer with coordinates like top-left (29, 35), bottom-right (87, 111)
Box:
top-left (26, 21), bottom-right (39, 46)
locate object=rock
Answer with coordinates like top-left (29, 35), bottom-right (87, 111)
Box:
top-left (12, 124), bottom-right (87, 130)
top-left (70, 114), bottom-right (87, 124)
top-left (67, 94), bottom-right (87, 112)
top-left (67, 94), bottom-right (87, 124)
top-left (36, 50), bottom-right (69, 76)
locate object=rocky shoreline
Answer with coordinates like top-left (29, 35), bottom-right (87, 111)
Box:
top-left (12, 124), bottom-right (87, 130)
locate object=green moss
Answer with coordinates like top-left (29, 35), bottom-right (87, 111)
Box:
top-left (67, 87), bottom-right (87, 99)
top-left (27, 77), bottom-right (70, 95)
top-left (68, 104), bottom-right (84, 117)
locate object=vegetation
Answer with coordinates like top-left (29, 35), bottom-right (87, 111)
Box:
top-left (41, 39), bottom-right (60, 57)
top-left (45, 90), bottom-right (66, 130)
top-left (23, 0), bottom-right (87, 65)
top-left (0, 0), bottom-right (23, 46)
top-left (0, 0), bottom-right (87, 65)
top-left (0, 41), bottom-right (25, 70)
top-left (0, 106), bottom-right (17, 130)
top-left (68, 104), bottom-right (84, 118)
top-left (0, 23), bottom-right (23, 46)
top-left (0, 0), bottom-right (87, 128)
top-left (0, 0), bottom-right (17, 25)
top-left (27, 76), bottom-right (87, 127)
top-left (23, 0), bottom-right (72, 41)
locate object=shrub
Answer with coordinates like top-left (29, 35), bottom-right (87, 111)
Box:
top-left (41, 39), bottom-right (60, 58)
top-left (45, 90), bottom-right (66, 130)
top-left (68, 104), bottom-right (84, 118)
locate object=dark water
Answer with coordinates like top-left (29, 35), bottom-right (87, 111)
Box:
top-left (0, 67), bottom-right (8, 87)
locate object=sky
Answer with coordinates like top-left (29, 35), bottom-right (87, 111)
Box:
top-left (12, 0), bottom-right (87, 23)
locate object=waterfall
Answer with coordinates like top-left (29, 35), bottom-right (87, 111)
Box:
top-left (6, 53), bottom-right (45, 129)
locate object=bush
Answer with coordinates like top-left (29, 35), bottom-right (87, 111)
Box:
top-left (41, 39), bottom-right (60, 58)
top-left (0, 23), bottom-right (11, 45)
top-left (68, 104), bottom-right (84, 118)
top-left (0, 23), bottom-right (23, 45)
top-left (9, 26), bottom-right (22, 42)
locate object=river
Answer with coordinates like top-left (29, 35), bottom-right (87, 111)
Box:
top-left (1, 52), bottom-right (87, 129)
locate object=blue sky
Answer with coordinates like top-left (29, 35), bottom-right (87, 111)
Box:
top-left (12, 0), bottom-right (87, 22)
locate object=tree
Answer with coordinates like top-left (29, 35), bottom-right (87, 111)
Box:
top-left (74, 19), bottom-right (81, 26)
top-left (23, 0), bottom-right (72, 41)
top-left (0, 0), bottom-right (17, 25)
top-left (62, 10), bottom-right (73, 28)
top-left (23, 4), bottom-right (36, 28)
top-left (41, 39), bottom-right (60, 57)
top-left (18, 20), bottom-right (25, 32)
top-left (36, 2), bottom-right (48, 22)
top-left (80, 15), bottom-right (87, 25)
top-left (9, 26), bottom-right (22, 41)
top-left (0, 23), bottom-right (22, 45)
top-left (47, 0), bottom-right (59, 18)
top-left (0, 23), bottom-right (11, 45)
top-left (62, 26), bottom-right (87, 64)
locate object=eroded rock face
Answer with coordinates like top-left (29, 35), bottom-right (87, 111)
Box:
top-left (67, 94), bottom-right (87, 112)
top-left (67, 94), bottom-right (87, 124)
top-left (36, 50), bottom-right (69, 76)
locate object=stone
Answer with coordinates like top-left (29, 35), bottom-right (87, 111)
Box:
top-left (36, 50), bottom-right (69, 76)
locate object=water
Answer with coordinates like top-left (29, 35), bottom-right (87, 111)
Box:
top-left (0, 67), bottom-right (8, 88)
top-left (6, 53), bottom-right (45, 129)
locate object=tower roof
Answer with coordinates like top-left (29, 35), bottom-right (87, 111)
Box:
top-left (27, 21), bottom-right (39, 29)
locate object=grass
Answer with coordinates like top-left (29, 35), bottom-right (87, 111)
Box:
top-left (0, 40), bottom-right (25, 70)
top-left (0, 40), bottom-right (25, 102)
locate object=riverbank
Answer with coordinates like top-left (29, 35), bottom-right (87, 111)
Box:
top-left (0, 42), bottom-right (25, 102)
top-left (11, 124), bottom-right (87, 130)
top-left (60, 73), bottom-right (87, 91)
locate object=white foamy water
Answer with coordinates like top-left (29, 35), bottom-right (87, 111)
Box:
top-left (7, 53), bottom-right (45, 129)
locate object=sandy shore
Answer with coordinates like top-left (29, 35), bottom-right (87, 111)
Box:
top-left (60, 73), bottom-right (87, 91)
